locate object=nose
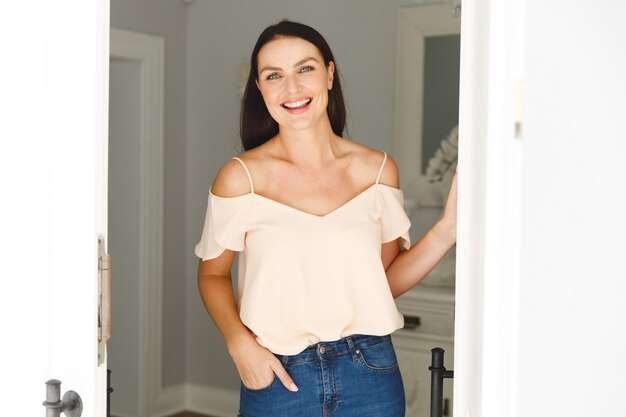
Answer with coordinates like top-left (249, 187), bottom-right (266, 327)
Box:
top-left (284, 74), bottom-right (300, 95)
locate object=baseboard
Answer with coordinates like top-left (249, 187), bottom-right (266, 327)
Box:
top-left (151, 384), bottom-right (185, 417)
top-left (148, 383), bottom-right (239, 417)
top-left (185, 383), bottom-right (240, 417)
top-left (110, 410), bottom-right (134, 417)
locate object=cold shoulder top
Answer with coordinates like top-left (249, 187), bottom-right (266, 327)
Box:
top-left (195, 151), bottom-right (412, 355)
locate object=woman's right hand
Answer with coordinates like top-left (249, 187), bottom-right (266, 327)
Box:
top-left (228, 333), bottom-right (299, 392)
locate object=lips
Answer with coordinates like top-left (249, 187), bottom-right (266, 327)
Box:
top-left (281, 97), bottom-right (312, 111)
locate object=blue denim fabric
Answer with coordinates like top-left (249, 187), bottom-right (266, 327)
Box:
top-left (238, 333), bottom-right (405, 417)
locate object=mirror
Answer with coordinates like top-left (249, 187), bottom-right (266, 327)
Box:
top-left (394, 4), bottom-right (461, 208)
top-left (394, 4), bottom-right (460, 288)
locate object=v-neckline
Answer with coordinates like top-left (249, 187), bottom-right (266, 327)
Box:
top-left (254, 183), bottom-right (378, 219)
top-left (209, 183), bottom-right (394, 220)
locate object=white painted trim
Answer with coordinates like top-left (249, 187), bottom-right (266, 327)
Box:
top-left (453, 1), bottom-right (525, 416)
top-left (394, 4), bottom-right (461, 207)
top-left (453, 0), bottom-right (487, 415)
top-left (150, 384), bottom-right (186, 417)
top-left (148, 383), bottom-right (240, 417)
top-left (110, 28), bottom-right (165, 417)
top-left (476, 2), bottom-right (525, 416)
top-left (96, 2), bottom-right (111, 415)
top-left (186, 383), bottom-right (240, 417)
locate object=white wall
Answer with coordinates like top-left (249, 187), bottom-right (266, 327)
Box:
top-left (517, 2), bottom-right (626, 415)
top-left (454, 1), bottom-right (626, 416)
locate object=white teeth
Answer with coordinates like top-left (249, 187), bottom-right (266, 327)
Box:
top-left (283, 98), bottom-right (311, 108)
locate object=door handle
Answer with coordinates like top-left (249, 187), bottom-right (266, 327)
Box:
top-left (42, 379), bottom-right (82, 417)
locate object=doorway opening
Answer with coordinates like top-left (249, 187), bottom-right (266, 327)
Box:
top-left (109, 28), bottom-right (164, 417)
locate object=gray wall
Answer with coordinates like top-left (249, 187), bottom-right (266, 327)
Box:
top-left (109, 59), bottom-right (141, 416)
top-left (184, 0), bottom-right (444, 389)
top-left (111, 0), bottom-right (188, 388)
top-left (110, 0), bottom-right (446, 394)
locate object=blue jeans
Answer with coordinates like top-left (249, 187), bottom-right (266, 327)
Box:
top-left (238, 333), bottom-right (405, 417)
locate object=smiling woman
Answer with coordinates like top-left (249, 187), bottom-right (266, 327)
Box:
top-left (194, 19), bottom-right (457, 417)
top-left (255, 38), bottom-right (334, 131)
top-left (240, 20), bottom-right (346, 151)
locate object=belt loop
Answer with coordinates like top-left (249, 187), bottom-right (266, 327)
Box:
top-left (345, 335), bottom-right (359, 360)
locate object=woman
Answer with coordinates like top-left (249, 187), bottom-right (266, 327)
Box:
top-left (195, 20), bottom-right (457, 417)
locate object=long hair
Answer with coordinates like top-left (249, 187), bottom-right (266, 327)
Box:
top-left (240, 20), bottom-right (347, 151)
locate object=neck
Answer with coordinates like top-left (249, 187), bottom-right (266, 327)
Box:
top-left (273, 117), bottom-right (340, 169)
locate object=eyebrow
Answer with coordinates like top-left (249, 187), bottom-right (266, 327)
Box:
top-left (259, 57), bottom-right (320, 74)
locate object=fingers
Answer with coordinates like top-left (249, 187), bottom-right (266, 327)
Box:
top-left (241, 372), bottom-right (274, 391)
top-left (271, 361), bottom-right (299, 392)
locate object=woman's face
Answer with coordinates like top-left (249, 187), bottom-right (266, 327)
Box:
top-left (256, 36), bottom-right (335, 132)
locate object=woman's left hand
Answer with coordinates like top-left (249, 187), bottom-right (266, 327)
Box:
top-left (386, 172), bottom-right (457, 297)
top-left (438, 171), bottom-right (457, 244)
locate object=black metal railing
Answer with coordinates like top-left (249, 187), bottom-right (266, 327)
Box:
top-left (429, 347), bottom-right (454, 417)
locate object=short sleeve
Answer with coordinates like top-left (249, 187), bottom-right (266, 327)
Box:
top-left (194, 188), bottom-right (252, 261)
top-left (377, 185), bottom-right (412, 251)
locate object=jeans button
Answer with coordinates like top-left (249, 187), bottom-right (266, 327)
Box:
top-left (319, 346), bottom-right (326, 354)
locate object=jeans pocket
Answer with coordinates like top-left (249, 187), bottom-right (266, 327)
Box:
top-left (241, 373), bottom-right (278, 393)
top-left (356, 337), bottom-right (399, 373)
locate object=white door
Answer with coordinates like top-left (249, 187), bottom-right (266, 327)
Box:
top-left (455, 1), bottom-right (626, 417)
top-left (0, 1), bottom-right (110, 416)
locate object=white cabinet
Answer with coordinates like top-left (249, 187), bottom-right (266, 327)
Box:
top-left (393, 286), bottom-right (455, 417)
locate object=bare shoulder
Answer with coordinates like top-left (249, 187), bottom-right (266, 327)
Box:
top-left (210, 152), bottom-right (255, 197)
top-left (344, 140), bottom-right (400, 188)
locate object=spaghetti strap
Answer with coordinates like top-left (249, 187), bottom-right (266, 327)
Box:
top-left (231, 157), bottom-right (255, 194)
top-left (375, 151), bottom-right (388, 185)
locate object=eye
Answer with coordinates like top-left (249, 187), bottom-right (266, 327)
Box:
top-left (299, 65), bottom-right (314, 73)
top-left (266, 72), bottom-right (281, 80)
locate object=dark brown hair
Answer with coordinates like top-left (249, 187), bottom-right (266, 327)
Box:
top-left (240, 20), bottom-right (347, 151)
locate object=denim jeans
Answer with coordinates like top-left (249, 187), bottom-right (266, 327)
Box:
top-left (238, 333), bottom-right (405, 417)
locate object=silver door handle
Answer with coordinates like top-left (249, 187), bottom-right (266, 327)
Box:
top-left (42, 379), bottom-right (82, 417)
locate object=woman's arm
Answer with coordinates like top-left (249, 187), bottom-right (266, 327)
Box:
top-left (386, 172), bottom-right (457, 298)
top-left (197, 158), bottom-right (260, 351)
top-left (196, 158), bottom-right (298, 392)
top-left (198, 239), bottom-right (299, 393)
top-left (197, 251), bottom-right (256, 352)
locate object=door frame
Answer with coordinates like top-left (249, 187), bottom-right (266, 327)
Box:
top-left (394, 3), bottom-right (461, 207)
top-left (110, 27), bottom-right (165, 417)
top-left (454, 1), bottom-right (525, 416)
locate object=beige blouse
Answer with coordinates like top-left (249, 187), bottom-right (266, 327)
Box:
top-left (195, 151), bottom-right (412, 355)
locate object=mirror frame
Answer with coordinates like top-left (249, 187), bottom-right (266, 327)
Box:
top-left (394, 4), bottom-right (461, 207)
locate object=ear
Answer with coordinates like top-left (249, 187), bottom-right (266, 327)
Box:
top-left (327, 61), bottom-right (335, 90)
top-left (255, 78), bottom-right (260, 91)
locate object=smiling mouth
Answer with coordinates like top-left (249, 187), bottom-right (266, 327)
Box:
top-left (281, 98), bottom-right (312, 110)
